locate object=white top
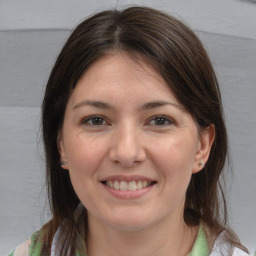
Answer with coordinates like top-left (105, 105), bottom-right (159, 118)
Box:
top-left (210, 232), bottom-right (248, 256)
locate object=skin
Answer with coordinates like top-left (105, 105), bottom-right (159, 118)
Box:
top-left (58, 52), bottom-right (215, 256)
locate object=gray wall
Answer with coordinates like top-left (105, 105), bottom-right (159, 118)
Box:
top-left (1, 0), bottom-right (256, 255)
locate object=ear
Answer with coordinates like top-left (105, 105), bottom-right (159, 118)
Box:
top-left (57, 131), bottom-right (69, 170)
top-left (192, 124), bottom-right (215, 174)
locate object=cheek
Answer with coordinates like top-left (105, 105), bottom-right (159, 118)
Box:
top-left (65, 134), bottom-right (108, 176)
top-left (149, 135), bottom-right (198, 194)
top-left (65, 135), bottom-right (109, 206)
top-left (151, 138), bottom-right (196, 205)
top-left (151, 135), bottom-right (197, 169)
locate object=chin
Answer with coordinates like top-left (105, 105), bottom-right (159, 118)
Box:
top-left (105, 210), bottom-right (156, 232)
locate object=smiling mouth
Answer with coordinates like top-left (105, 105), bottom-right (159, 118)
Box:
top-left (101, 180), bottom-right (157, 191)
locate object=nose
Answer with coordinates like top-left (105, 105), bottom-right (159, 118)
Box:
top-left (109, 124), bottom-right (146, 167)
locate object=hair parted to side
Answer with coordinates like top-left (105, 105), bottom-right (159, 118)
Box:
top-left (41, 6), bottom-right (246, 255)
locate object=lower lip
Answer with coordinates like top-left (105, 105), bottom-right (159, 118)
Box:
top-left (102, 183), bottom-right (155, 199)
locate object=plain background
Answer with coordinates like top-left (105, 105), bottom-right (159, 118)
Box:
top-left (0, 0), bottom-right (255, 255)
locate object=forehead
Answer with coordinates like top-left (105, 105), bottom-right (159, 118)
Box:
top-left (68, 52), bottom-right (179, 107)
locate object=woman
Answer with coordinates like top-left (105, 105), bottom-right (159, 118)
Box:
top-left (9, 6), bottom-right (248, 256)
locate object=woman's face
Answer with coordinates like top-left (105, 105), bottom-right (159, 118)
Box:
top-left (59, 52), bottom-right (213, 232)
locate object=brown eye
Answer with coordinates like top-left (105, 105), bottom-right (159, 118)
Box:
top-left (82, 116), bottom-right (108, 126)
top-left (148, 116), bottom-right (173, 126)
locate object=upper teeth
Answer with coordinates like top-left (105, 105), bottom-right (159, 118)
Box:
top-left (106, 180), bottom-right (151, 191)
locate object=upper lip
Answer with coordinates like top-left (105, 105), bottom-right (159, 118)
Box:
top-left (99, 175), bottom-right (156, 182)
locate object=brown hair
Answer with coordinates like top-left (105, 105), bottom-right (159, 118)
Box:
top-left (41, 6), bottom-right (247, 255)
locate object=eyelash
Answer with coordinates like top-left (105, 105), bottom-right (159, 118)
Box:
top-left (80, 115), bottom-right (174, 127)
top-left (146, 115), bottom-right (174, 126)
top-left (81, 115), bottom-right (109, 126)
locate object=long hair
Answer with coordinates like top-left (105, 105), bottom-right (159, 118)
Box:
top-left (41, 6), bottom-right (246, 255)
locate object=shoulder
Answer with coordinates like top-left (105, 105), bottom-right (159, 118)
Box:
top-left (210, 232), bottom-right (249, 256)
top-left (210, 246), bottom-right (249, 256)
top-left (232, 247), bottom-right (249, 256)
top-left (9, 231), bottom-right (44, 256)
top-left (8, 239), bottom-right (31, 256)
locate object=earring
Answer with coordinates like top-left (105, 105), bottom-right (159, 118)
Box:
top-left (60, 161), bottom-right (67, 166)
top-left (199, 161), bottom-right (204, 166)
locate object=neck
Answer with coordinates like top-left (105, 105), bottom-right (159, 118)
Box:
top-left (86, 214), bottom-right (198, 256)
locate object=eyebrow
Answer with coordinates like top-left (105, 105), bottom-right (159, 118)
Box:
top-left (73, 100), bottom-right (113, 110)
top-left (73, 100), bottom-right (182, 111)
top-left (140, 100), bottom-right (182, 111)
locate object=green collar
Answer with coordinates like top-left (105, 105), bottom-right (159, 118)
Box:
top-left (188, 224), bottom-right (209, 256)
